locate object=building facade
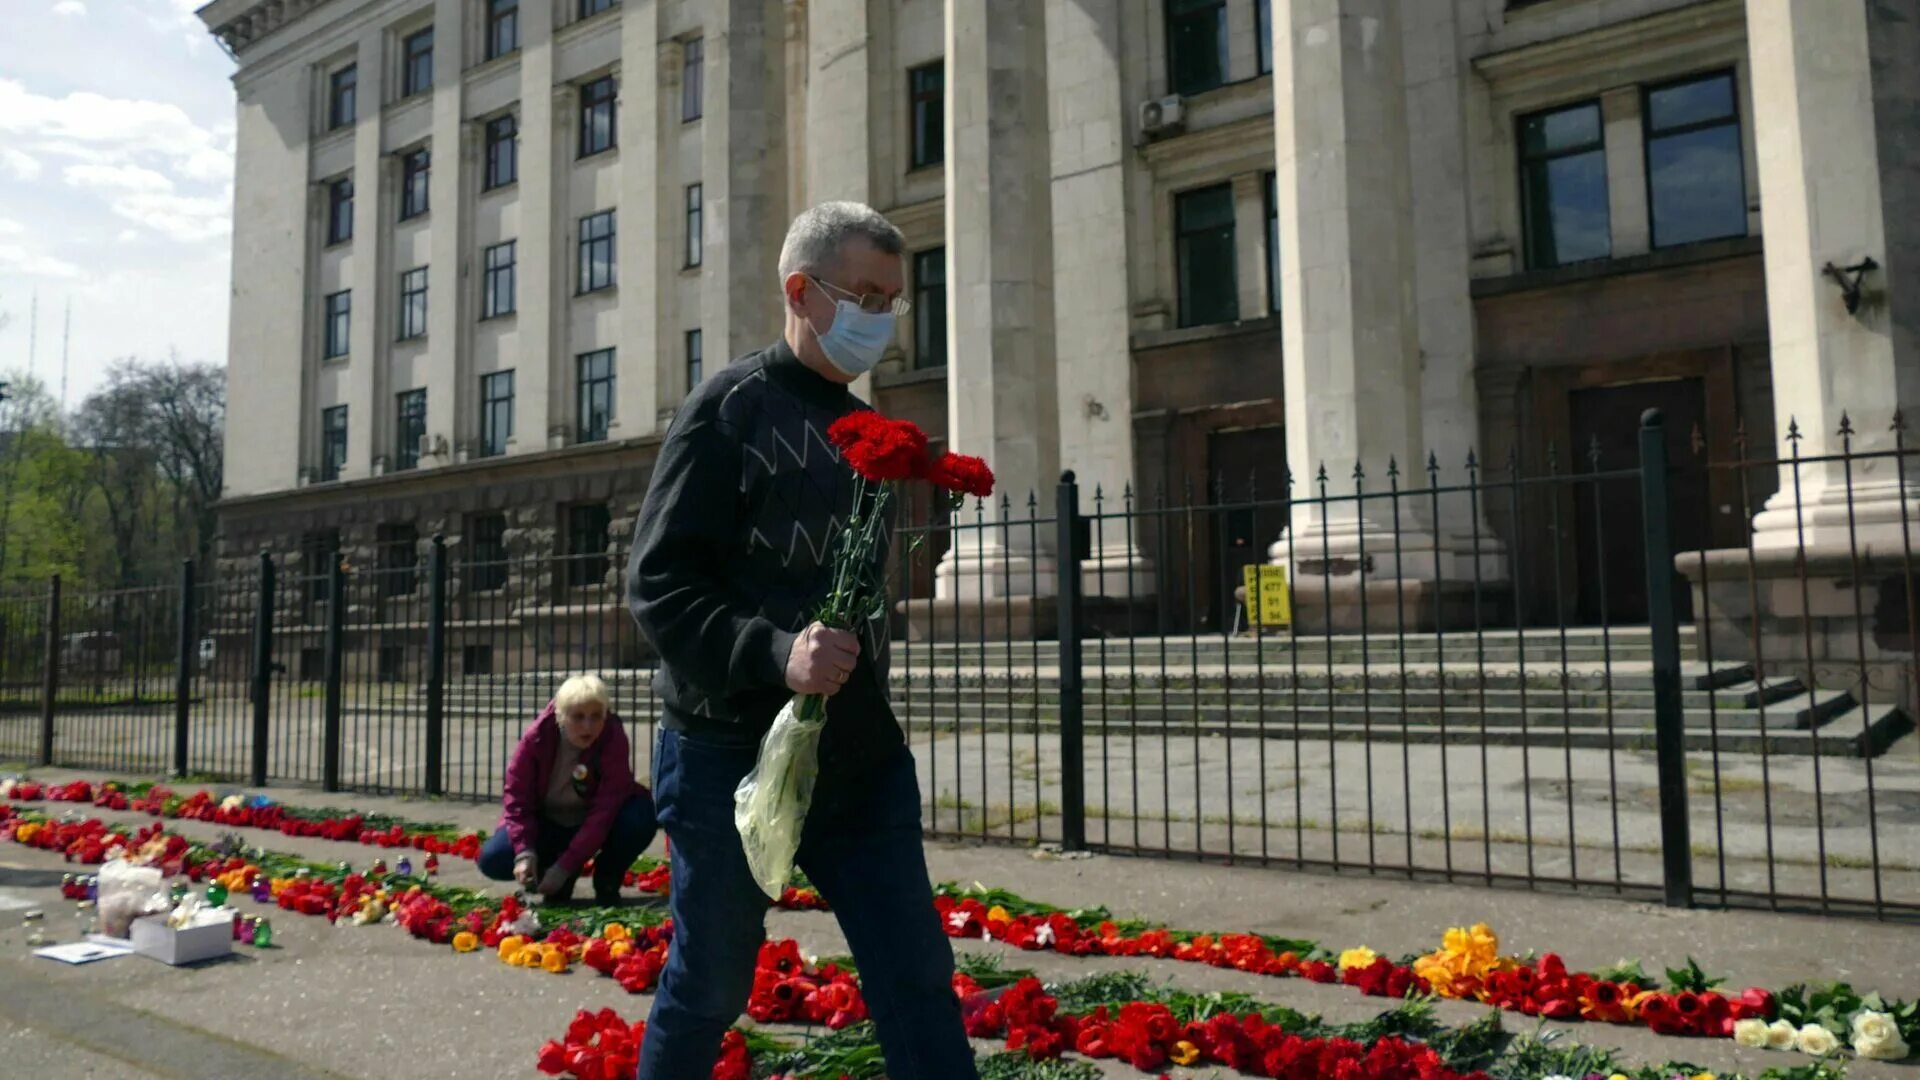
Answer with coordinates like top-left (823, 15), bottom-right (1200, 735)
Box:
top-left (200, 0), bottom-right (1918, 642)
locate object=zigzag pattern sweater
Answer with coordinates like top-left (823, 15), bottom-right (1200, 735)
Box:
top-left (626, 339), bottom-right (902, 780)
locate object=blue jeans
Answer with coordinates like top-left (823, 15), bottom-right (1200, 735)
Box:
top-left (637, 727), bottom-right (974, 1080)
top-left (477, 792), bottom-right (658, 898)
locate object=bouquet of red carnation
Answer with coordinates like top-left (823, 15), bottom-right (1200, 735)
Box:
top-left (734, 411), bottom-right (993, 898)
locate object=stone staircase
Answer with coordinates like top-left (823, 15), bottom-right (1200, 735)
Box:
top-left (416, 627), bottom-right (1913, 759)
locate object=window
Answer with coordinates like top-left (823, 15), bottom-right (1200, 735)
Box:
top-left (577, 349), bottom-right (615, 443)
top-left (684, 183), bottom-right (703, 267)
top-left (395, 389), bottom-right (426, 471)
top-left (484, 114), bottom-right (518, 189)
top-left (482, 241), bottom-right (516, 318)
top-left (399, 148), bottom-right (430, 220)
top-left (578, 210), bottom-right (616, 293)
top-left (480, 371), bottom-right (514, 457)
top-left (467, 513), bottom-right (508, 592)
top-left (486, 0), bottom-right (518, 60)
top-left (1264, 171), bottom-right (1279, 316)
top-left (326, 176), bottom-right (354, 244)
top-left (1519, 100), bottom-right (1609, 269)
top-left (685, 329), bottom-right (703, 389)
top-left (579, 0), bottom-right (614, 18)
top-left (1644, 71), bottom-right (1745, 250)
top-left (329, 65), bottom-right (357, 129)
top-left (1255, 0), bottom-right (1272, 76)
top-left (323, 291), bottom-right (352, 359)
top-left (565, 503), bottom-right (612, 590)
top-left (909, 62), bottom-right (943, 170)
top-left (1175, 184), bottom-right (1239, 328)
top-left (1167, 0), bottom-right (1227, 97)
top-left (403, 27), bottom-right (434, 96)
top-left (913, 248), bottom-right (947, 368)
top-left (378, 523), bottom-right (419, 597)
top-left (301, 529), bottom-right (340, 612)
top-left (681, 37), bottom-right (704, 122)
top-left (320, 406), bottom-right (348, 482)
top-left (398, 267), bottom-right (429, 340)
top-left (580, 75), bottom-right (616, 157)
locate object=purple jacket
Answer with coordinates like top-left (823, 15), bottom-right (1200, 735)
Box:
top-left (498, 702), bottom-right (643, 874)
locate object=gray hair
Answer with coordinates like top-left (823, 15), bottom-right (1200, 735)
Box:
top-left (777, 201), bottom-right (906, 279)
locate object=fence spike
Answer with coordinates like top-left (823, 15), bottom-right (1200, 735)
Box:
top-left (1893, 410), bottom-right (1907, 434)
top-left (1546, 441), bottom-right (1560, 474)
top-left (1690, 421), bottom-right (1705, 456)
top-left (1387, 456), bottom-right (1400, 482)
top-left (1838, 412), bottom-right (1855, 440)
top-left (1587, 433), bottom-right (1603, 469)
top-left (1786, 417), bottom-right (1802, 444)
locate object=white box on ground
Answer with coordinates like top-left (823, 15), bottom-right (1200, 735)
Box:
top-left (130, 909), bottom-right (234, 965)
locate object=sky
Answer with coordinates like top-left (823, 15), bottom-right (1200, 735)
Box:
top-left (0, 0), bottom-right (236, 410)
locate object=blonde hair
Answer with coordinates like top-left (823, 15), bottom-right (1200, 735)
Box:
top-left (554, 674), bottom-right (610, 715)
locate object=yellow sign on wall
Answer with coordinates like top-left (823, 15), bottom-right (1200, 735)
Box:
top-left (1242, 564), bottom-right (1292, 627)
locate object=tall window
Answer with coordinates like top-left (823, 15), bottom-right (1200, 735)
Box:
top-left (377, 523), bottom-right (420, 596)
top-left (909, 62), bottom-right (943, 169)
top-left (565, 503), bottom-right (612, 590)
top-left (301, 529), bottom-right (340, 611)
top-left (467, 513), bottom-right (508, 591)
top-left (685, 329), bottom-right (703, 389)
top-left (580, 75), bottom-right (617, 157)
top-left (395, 389), bottom-right (426, 471)
top-left (480, 371), bottom-right (514, 457)
top-left (578, 210), bottom-right (616, 293)
top-left (1645, 71), bottom-right (1746, 250)
top-left (1255, 0), bottom-right (1272, 76)
top-left (326, 176), bottom-right (354, 244)
top-left (684, 183), bottom-right (703, 267)
top-left (323, 291), bottom-right (352, 359)
top-left (399, 148), bottom-right (430, 220)
top-left (398, 267), bottom-right (429, 340)
top-left (1167, 0), bottom-right (1227, 97)
top-left (484, 114), bottom-right (518, 190)
top-left (482, 241), bottom-right (516, 319)
top-left (1264, 171), bottom-right (1280, 316)
top-left (681, 37), bottom-right (704, 122)
top-left (486, 0), bottom-right (518, 60)
top-left (1519, 100), bottom-right (1609, 269)
top-left (579, 0), bottom-right (614, 18)
top-left (913, 248), bottom-right (947, 368)
top-left (1175, 183), bottom-right (1238, 328)
top-left (576, 349), bottom-right (615, 443)
top-left (403, 27), bottom-right (434, 97)
top-left (329, 65), bottom-right (357, 129)
top-left (320, 406), bottom-right (348, 482)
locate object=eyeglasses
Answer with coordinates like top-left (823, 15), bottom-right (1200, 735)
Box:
top-left (809, 274), bottom-right (912, 317)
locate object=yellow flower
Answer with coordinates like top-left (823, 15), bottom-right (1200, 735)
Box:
top-left (542, 949), bottom-right (569, 974)
top-left (1171, 1040), bottom-right (1201, 1067)
top-left (1339, 946), bottom-right (1379, 972)
top-left (986, 905), bottom-right (1011, 925)
top-left (498, 935), bottom-right (527, 962)
top-left (610, 941), bottom-right (634, 961)
top-left (452, 931), bottom-right (479, 953)
top-left (1608, 1074), bottom-right (1629, 1080)
top-left (603, 923), bottom-right (630, 943)
top-left (1690, 1073), bottom-right (1715, 1080)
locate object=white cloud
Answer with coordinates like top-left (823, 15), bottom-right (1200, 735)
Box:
top-left (106, 190), bottom-right (231, 242)
top-left (0, 147), bottom-right (41, 180)
top-left (0, 219), bottom-right (22, 236)
top-left (0, 78), bottom-right (234, 185)
top-left (0, 243), bottom-right (83, 279)
top-left (63, 162), bottom-right (175, 194)
top-left (52, 0), bottom-right (86, 15)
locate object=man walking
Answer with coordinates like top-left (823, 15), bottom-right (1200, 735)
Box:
top-left (627, 202), bottom-right (976, 1079)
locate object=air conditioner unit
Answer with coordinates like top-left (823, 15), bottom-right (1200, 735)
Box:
top-left (1139, 94), bottom-right (1185, 139)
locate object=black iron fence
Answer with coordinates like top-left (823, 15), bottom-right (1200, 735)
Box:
top-left (2, 410), bottom-right (1915, 921)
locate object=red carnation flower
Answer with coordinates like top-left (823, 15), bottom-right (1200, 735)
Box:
top-left (926, 452), bottom-right (996, 498)
top-left (828, 412), bottom-right (929, 482)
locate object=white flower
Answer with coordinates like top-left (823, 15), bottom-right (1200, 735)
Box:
top-left (1034, 923), bottom-right (1055, 948)
top-left (1851, 1010), bottom-right (1911, 1061)
top-left (1733, 1018), bottom-right (1771, 1048)
top-left (1766, 1019), bottom-right (1798, 1050)
top-left (1794, 1023), bottom-right (1840, 1056)
top-left (0, 779), bottom-right (15, 798)
top-left (1541, 1074), bottom-right (1574, 1080)
top-left (219, 794), bottom-right (244, 813)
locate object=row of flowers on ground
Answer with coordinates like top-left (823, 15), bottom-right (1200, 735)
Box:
top-left (7, 779), bottom-right (1914, 1066)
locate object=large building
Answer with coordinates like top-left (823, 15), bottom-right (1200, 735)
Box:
top-left (199, 0), bottom-right (1917, 644)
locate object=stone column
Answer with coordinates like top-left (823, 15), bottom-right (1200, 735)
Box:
top-left (701, 0), bottom-right (789, 363)
top-left (513, 0), bottom-right (556, 460)
top-left (1044, 0), bottom-right (1152, 598)
top-left (615, 0), bottom-right (662, 438)
top-left (1600, 87), bottom-right (1651, 259)
top-left (422, 0), bottom-right (467, 470)
top-left (1268, 0), bottom-right (1468, 629)
top-left (802, 0), bottom-right (878, 402)
top-left (934, 0), bottom-right (1060, 608)
top-left (1746, 0), bottom-right (1920, 550)
top-left (343, 24), bottom-right (387, 480)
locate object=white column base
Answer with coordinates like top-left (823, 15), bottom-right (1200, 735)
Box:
top-left (1081, 542), bottom-right (1155, 599)
top-left (1267, 515), bottom-right (1505, 585)
top-left (934, 540), bottom-right (1058, 601)
top-left (1751, 468), bottom-right (1920, 554)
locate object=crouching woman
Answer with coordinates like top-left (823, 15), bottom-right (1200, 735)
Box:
top-left (478, 675), bottom-right (658, 903)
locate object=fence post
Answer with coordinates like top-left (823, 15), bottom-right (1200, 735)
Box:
top-left (1055, 472), bottom-right (1087, 852)
top-left (249, 551), bottom-right (275, 787)
top-left (322, 553), bottom-right (346, 792)
top-left (424, 534), bottom-right (448, 796)
top-left (173, 560), bottom-right (194, 777)
top-left (1639, 409), bottom-right (1693, 909)
top-left (38, 575), bottom-right (61, 766)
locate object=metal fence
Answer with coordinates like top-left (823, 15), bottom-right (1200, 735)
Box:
top-left (2, 409), bottom-right (1915, 921)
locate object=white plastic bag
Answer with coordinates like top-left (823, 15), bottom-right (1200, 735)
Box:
top-left (733, 695), bottom-right (828, 899)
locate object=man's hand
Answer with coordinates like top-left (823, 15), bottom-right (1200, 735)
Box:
top-left (785, 622), bottom-right (860, 697)
top-left (538, 865), bottom-right (572, 898)
top-left (513, 851), bottom-right (538, 890)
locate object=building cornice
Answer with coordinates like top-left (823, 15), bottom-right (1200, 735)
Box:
top-left (196, 0), bottom-right (338, 57)
top-left (1473, 0), bottom-right (1745, 90)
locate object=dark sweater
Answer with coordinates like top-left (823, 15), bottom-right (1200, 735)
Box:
top-left (626, 340), bottom-right (902, 779)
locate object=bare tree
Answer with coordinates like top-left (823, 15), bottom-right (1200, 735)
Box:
top-left (78, 357), bottom-right (226, 568)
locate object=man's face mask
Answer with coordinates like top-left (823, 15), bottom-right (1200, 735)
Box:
top-left (805, 275), bottom-right (898, 377)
